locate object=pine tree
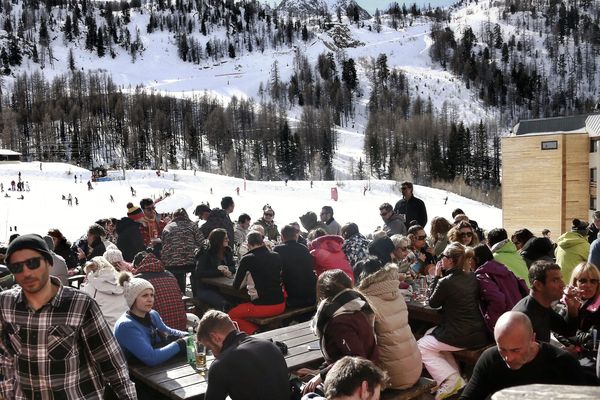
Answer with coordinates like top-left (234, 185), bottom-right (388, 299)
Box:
top-left (68, 48), bottom-right (76, 71)
top-left (64, 15), bottom-right (73, 42)
top-left (342, 58), bottom-right (357, 91)
top-left (0, 47), bottom-right (10, 75)
top-left (97, 28), bottom-right (105, 57)
top-left (8, 36), bottom-right (22, 66)
top-left (39, 18), bottom-right (49, 47)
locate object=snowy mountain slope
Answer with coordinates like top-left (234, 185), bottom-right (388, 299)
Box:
top-left (0, 162), bottom-right (501, 244)
top-left (277, 0), bottom-right (371, 19)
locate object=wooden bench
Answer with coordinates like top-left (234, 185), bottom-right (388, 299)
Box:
top-left (247, 305), bottom-right (316, 331)
top-left (453, 345), bottom-right (493, 366)
top-left (382, 377), bottom-right (437, 400)
top-left (68, 274), bottom-right (86, 288)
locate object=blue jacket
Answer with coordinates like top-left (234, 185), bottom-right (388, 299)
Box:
top-left (114, 309), bottom-right (186, 366)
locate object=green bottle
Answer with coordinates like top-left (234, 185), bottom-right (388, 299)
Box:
top-left (186, 327), bottom-right (196, 367)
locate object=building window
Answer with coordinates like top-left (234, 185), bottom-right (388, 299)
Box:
top-left (541, 140), bottom-right (558, 150)
top-left (591, 139), bottom-right (599, 153)
top-left (591, 196), bottom-right (597, 211)
top-left (592, 168), bottom-right (597, 183)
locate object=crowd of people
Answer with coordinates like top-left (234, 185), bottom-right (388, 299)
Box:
top-left (0, 180), bottom-right (599, 400)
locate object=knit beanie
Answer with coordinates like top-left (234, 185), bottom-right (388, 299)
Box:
top-left (127, 202), bottom-right (144, 221)
top-left (118, 272), bottom-right (154, 308)
top-left (103, 247), bottom-right (124, 264)
top-left (6, 234), bottom-right (54, 266)
top-left (368, 237), bottom-right (395, 265)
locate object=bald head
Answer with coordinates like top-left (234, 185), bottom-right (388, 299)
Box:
top-left (494, 311), bottom-right (533, 341)
top-left (494, 311), bottom-right (538, 370)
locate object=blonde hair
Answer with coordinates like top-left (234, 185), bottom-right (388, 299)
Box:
top-left (85, 256), bottom-right (117, 275)
top-left (390, 234), bottom-right (409, 249)
top-left (442, 242), bottom-right (469, 271)
top-left (197, 310), bottom-right (235, 341)
top-left (571, 262), bottom-right (600, 299)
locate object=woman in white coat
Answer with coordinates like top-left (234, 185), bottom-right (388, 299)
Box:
top-left (81, 256), bottom-right (129, 330)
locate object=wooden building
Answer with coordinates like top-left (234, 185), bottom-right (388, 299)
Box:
top-left (503, 114), bottom-right (600, 237)
top-left (0, 149), bottom-right (21, 163)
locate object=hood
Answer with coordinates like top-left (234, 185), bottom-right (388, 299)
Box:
top-left (310, 235), bottom-right (344, 252)
top-left (556, 231), bottom-right (587, 250)
top-left (357, 264), bottom-right (401, 300)
top-left (300, 211), bottom-right (319, 231)
top-left (476, 259), bottom-right (513, 278)
top-left (133, 253), bottom-right (164, 274)
top-left (87, 269), bottom-right (124, 295)
top-left (116, 216), bottom-right (140, 234)
top-left (491, 239), bottom-right (518, 254)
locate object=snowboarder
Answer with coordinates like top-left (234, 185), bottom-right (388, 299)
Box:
top-left (87, 180), bottom-right (93, 190)
top-left (110, 195), bottom-right (115, 203)
top-left (75, 197), bottom-right (79, 206)
top-left (444, 196), bottom-right (448, 205)
top-left (130, 186), bottom-right (136, 197)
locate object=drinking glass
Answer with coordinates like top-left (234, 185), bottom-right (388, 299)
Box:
top-left (196, 343), bottom-right (207, 371)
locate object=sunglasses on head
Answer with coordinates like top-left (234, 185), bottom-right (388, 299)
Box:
top-left (578, 278), bottom-right (599, 284)
top-left (7, 256), bottom-right (44, 274)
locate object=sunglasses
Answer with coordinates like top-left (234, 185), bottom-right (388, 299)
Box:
top-left (578, 278), bottom-right (599, 284)
top-left (397, 246), bottom-right (408, 251)
top-left (416, 235), bottom-right (427, 240)
top-left (144, 206), bottom-right (156, 211)
top-left (459, 231), bottom-right (473, 237)
top-left (264, 213), bottom-right (274, 217)
top-left (7, 256), bottom-right (44, 274)
top-left (379, 210), bottom-right (391, 216)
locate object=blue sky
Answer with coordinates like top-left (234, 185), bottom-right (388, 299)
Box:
top-left (355, 0), bottom-right (456, 14)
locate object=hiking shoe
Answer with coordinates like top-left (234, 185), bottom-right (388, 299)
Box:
top-left (435, 374), bottom-right (465, 400)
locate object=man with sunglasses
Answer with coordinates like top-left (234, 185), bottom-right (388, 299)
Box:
top-left (379, 202), bottom-right (406, 236)
top-left (0, 234), bottom-right (137, 399)
top-left (393, 181), bottom-right (428, 230)
top-left (139, 197), bottom-right (168, 247)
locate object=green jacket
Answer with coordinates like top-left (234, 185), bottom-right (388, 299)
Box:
top-left (555, 231), bottom-right (590, 283)
top-left (492, 240), bottom-right (530, 287)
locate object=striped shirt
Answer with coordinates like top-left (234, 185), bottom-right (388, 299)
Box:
top-left (0, 277), bottom-right (137, 399)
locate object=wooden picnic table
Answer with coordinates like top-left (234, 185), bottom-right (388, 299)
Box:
top-left (492, 384), bottom-right (600, 399)
top-left (406, 300), bottom-right (441, 325)
top-left (128, 321), bottom-right (320, 400)
top-left (199, 275), bottom-right (250, 301)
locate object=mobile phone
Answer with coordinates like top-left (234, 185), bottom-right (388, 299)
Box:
top-left (307, 343), bottom-right (320, 351)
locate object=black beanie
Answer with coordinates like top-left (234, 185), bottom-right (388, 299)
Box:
top-left (368, 237), bottom-right (395, 265)
top-left (6, 234), bottom-right (54, 266)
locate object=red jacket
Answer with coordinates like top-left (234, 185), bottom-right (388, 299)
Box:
top-left (310, 235), bottom-right (354, 283)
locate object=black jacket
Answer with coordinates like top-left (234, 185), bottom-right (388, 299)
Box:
top-left (429, 268), bottom-right (490, 349)
top-left (394, 196), bottom-right (428, 228)
top-left (200, 208), bottom-right (234, 243)
top-left (195, 245), bottom-right (236, 278)
top-left (53, 239), bottom-right (79, 269)
top-left (205, 331), bottom-right (290, 400)
top-left (116, 217), bottom-right (146, 262)
top-left (233, 246), bottom-right (284, 305)
top-left (273, 241), bottom-right (317, 308)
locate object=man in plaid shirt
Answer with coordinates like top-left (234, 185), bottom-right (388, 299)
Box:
top-left (0, 234), bottom-right (137, 399)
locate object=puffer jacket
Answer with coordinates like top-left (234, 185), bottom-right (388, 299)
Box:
top-left (555, 232), bottom-right (590, 283)
top-left (134, 253), bottom-right (187, 331)
top-left (491, 239), bottom-right (530, 286)
top-left (342, 233), bottom-right (370, 267)
top-left (161, 217), bottom-right (204, 267)
top-left (429, 268), bottom-right (490, 349)
top-left (255, 217), bottom-right (280, 242)
top-left (475, 260), bottom-right (529, 333)
top-left (358, 265), bottom-right (422, 389)
top-left (309, 235), bottom-right (354, 283)
top-left (81, 268), bottom-right (128, 330)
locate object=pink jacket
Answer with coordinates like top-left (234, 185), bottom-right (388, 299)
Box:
top-left (310, 235), bottom-right (354, 283)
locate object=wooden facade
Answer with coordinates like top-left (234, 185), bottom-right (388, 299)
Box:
top-left (502, 132), bottom-right (589, 237)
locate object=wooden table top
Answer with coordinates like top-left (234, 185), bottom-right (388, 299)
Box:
top-left (492, 384), bottom-right (600, 399)
top-left (129, 321), bottom-right (321, 400)
top-left (199, 275), bottom-right (250, 301)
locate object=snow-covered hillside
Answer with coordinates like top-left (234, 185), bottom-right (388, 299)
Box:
top-left (0, 162), bottom-right (501, 244)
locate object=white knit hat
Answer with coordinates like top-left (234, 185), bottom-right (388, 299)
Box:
top-left (118, 273), bottom-right (154, 308)
top-left (104, 247), bottom-right (124, 265)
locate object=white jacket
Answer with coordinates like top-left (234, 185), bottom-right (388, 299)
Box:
top-left (81, 269), bottom-right (128, 330)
